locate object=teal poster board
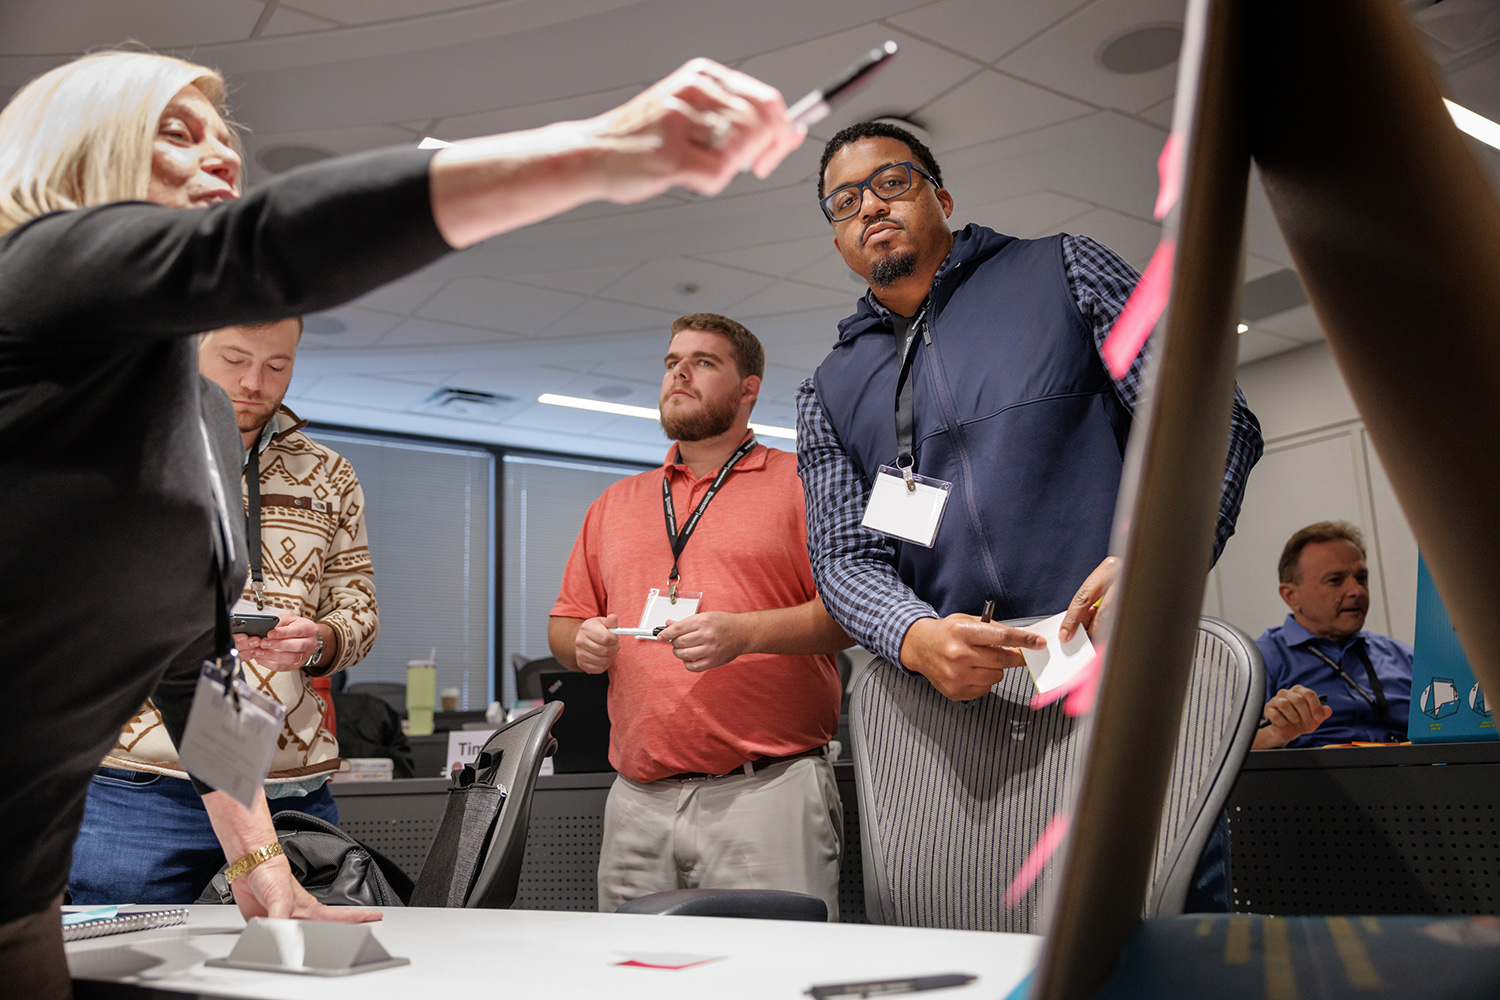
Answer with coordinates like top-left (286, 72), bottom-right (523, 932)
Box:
top-left (1409, 554), bottom-right (1495, 742)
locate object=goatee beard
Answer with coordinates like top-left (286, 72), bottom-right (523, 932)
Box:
top-left (660, 393), bottom-right (738, 442)
top-left (870, 251), bottom-right (917, 287)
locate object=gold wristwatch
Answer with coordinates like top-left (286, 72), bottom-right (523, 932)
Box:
top-left (224, 842), bottom-right (284, 884)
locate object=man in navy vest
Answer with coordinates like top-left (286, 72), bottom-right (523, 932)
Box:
top-left (795, 121), bottom-right (1264, 702)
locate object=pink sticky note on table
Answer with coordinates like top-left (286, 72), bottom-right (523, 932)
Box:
top-left (615, 953), bottom-right (724, 970)
top-left (1102, 239), bottom-right (1175, 379)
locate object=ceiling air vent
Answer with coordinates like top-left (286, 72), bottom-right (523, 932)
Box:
top-left (412, 387), bottom-right (517, 422)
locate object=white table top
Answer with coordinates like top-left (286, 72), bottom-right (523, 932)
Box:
top-left (67, 906), bottom-right (1040, 999)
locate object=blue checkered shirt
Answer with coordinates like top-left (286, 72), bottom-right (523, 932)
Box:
top-left (795, 234), bottom-right (1264, 665)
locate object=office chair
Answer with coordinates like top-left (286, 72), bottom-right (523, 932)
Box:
top-left (849, 616), bottom-right (1263, 931)
top-left (343, 681), bottom-right (408, 717)
top-left (409, 702), bottom-right (561, 908)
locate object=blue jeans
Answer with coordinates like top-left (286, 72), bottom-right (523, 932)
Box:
top-left (67, 768), bottom-right (338, 904)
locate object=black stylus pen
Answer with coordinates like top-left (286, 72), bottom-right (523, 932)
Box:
top-left (806, 973), bottom-right (978, 999)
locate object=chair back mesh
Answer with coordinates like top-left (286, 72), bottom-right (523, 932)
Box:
top-left (850, 616), bottom-right (1261, 931)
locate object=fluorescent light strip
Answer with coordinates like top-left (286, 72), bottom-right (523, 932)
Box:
top-left (1445, 99), bottom-right (1500, 152)
top-left (538, 393), bottom-right (796, 439)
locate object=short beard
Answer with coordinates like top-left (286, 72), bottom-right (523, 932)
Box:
top-left (869, 251), bottom-right (917, 288)
top-left (660, 392), bottom-right (738, 442)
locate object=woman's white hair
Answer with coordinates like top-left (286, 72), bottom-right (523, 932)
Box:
top-left (0, 50), bottom-right (233, 236)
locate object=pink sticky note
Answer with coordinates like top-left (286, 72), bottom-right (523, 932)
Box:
top-left (1004, 812), bottom-right (1072, 910)
top-left (1102, 239), bottom-right (1175, 379)
top-left (1030, 651), bottom-right (1101, 718)
top-left (615, 954), bottom-right (724, 970)
top-left (1154, 132), bottom-right (1183, 220)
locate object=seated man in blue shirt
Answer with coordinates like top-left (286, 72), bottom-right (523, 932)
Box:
top-left (1253, 521), bottom-right (1413, 749)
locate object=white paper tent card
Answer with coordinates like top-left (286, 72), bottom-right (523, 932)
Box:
top-left (1020, 610), bottom-right (1098, 696)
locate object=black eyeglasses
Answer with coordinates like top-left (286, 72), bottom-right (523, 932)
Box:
top-left (819, 161), bottom-right (937, 222)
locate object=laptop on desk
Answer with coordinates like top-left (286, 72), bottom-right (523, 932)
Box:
top-left (538, 670), bottom-right (613, 774)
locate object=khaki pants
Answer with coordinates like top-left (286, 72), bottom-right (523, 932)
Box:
top-left (598, 751), bottom-right (843, 919)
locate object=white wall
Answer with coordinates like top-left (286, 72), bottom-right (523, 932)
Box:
top-left (1202, 341), bottom-right (1419, 645)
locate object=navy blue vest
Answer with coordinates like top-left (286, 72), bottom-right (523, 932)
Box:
top-left (812, 225), bottom-right (1130, 620)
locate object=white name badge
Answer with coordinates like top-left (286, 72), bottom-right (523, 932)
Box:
top-left (861, 465), bottom-right (952, 548)
top-left (637, 587), bottom-right (702, 633)
top-left (178, 661), bottom-right (287, 809)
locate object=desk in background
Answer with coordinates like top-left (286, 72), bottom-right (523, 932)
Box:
top-left (333, 763), bottom-right (869, 920)
top-left (67, 905), bottom-right (1037, 1000)
top-left (1227, 742), bottom-right (1500, 914)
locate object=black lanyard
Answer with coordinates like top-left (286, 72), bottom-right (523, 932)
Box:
top-left (246, 441), bottom-right (266, 610)
top-left (892, 306), bottom-right (930, 491)
top-left (1306, 642), bottom-right (1399, 739)
top-left (197, 415), bottom-right (239, 692)
top-left (662, 436), bottom-right (756, 601)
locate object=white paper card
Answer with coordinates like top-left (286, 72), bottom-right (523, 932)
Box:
top-left (446, 729), bottom-right (497, 777)
top-left (637, 587), bottom-right (701, 631)
top-left (861, 466), bottom-right (950, 547)
top-left (179, 662), bottom-right (287, 808)
top-left (1020, 611), bottom-right (1098, 695)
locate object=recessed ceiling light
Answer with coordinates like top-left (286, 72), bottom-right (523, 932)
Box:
top-left (591, 384), bottom-right (634, 400)
top-left (1445, 99), bottom-right (1500, 151)
top-left (258, 144), bottom-right (335, 174)
top-left (303, 316), bottom-right (347, 334)
top-left (538, 393), bottom-right (796, 439)
top-left (1098, 25), bottom-right (1183, 75)
top-left (674, 282), bottom-right (700, 296)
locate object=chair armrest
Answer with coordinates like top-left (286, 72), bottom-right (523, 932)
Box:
top-left (615, 888), bottom-right (828, 921)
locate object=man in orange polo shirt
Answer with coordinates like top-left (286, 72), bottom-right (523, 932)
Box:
top-left (549, 313), bottom-right (852, 917)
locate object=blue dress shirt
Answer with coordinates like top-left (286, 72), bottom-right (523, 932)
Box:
top-left (1255, 615), bottom-right (1414, 746)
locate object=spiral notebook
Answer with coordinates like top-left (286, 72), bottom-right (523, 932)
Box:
top-left (61, 905), bottom-right (190, 942)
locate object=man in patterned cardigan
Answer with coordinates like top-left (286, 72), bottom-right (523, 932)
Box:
top-left (69, 317), bottom-right (380, 904)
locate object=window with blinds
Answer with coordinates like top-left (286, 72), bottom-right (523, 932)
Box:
top-left (309, 428), bottom-right (494, 710)
top-left (501, 454), bottom-right (647, 705)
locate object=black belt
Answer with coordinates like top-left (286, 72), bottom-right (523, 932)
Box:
top-left (661, 746), bottom-right (825, 781)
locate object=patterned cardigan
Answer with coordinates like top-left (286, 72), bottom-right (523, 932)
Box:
top-left (105, 406), bottom-right (379, 784)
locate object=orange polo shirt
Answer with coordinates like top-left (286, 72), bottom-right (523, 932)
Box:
top-left (551, 441), bottom-right (840, 783)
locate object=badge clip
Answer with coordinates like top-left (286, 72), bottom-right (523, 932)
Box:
top-left (252, 580), bottom-right (266, 611)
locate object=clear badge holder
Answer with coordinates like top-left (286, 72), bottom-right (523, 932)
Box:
top-left (178, 655), bottom-right (287, 809)
top-left (861, 464), bottom-right (952, 547)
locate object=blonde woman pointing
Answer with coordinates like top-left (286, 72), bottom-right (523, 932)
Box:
top-left (0, 49), bottom-right (801, 995)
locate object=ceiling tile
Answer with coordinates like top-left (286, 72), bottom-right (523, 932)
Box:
top-left (738, 26), bottom-right (982, 140)
top-left (433, 84), bottom-right (642, 140)
top-left (697, 235), bottom-right (838, 279)
top-left (889, 0), bottom-right (1093, 64)
top-left (0, 0), bottom-right (263, 54)
top-left (962, 190), bottom-right (1095, 238)
top-left (417, 277), bottom-right (583, 335)
top-left (419, 364), bottom-right (582, 401)
top-left (294, 306), bottom-right (402, 351)
top-left (758, 363), bottom-right (816, 406)
top-left (287, 0), bottom-right (494, 26)
top-left (377, 316), bottom-right (522, 348)
top-left (918, 69), bottom-right (1094, 152)
top-left (539, 299), bottom-right (679, 339)
top-left (791, 252), bottom-right (869, 293)
top-left (509, 263), bottom-right (640, 296)
top-left (597, 258), bottom-right (776, 313)
top-left (729, 280), bottom-right (856, 318)
top-left (1244, 254), bottom-right (1284, 282)
top-left (260, 6), bottom-right (339, 37)
top-left (1063, 206), bottom-right (1162, 272)
top-left (294, 374), bottom-right (438, 410)
top-left (345, 277), bottom-right (448, 317)
top-left (742, 306), bottom-right (852, 370)
top-left (502, 400), bottom-right (621, 436)
top-left (1137, 94), bottom-right (1174, 129)
top-left (1237, 328), bottom-right (1304, 366)
top-left (1442, 50), bottom-right (1500, 124)
top-left (996, 0), bottom-right (1188, 113)
top-left (241, 123), bottom-right (422, 188)
top-left (1254, 304), bottom-right (1325, 345)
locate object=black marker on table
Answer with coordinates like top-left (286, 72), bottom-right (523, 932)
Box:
top-left (806, 973), bottom-right (977, 1000)
top-left (1258, 694), bottom-right (1329, 729)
